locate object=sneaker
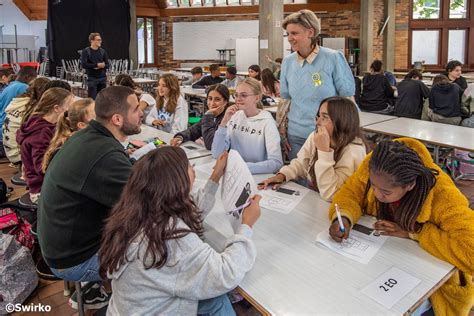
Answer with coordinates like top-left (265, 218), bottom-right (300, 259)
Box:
top-left (69, 282), bottom-right (110, 310)
top-left (36, 258), bottom-right (60, 281)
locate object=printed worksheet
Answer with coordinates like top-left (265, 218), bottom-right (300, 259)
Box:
top-left (221, 150), bottom-right (257, 229)
top-left (316, 215), bottom-right (388, 264)
top-left (258, 181), bottom-right (310, 214)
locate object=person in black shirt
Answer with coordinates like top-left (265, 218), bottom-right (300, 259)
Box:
top-left (428, 75), bottom-right (462, 125)
top-left (81, 32), bottom-right (109, 99)
top-left (192, 64), bottom-right (223, 89)
top-left (443, 60), bottom-right (468, 99)
top-left (394, 70), bottom-right (430, 119)
top-left (360, 60), bottom-right (395, 114)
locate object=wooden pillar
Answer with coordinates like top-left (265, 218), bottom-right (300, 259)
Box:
top-left (129, 0), bottom-right (138, 68)
top-left (383, 0), bottom-right (395, 71)
top-left (259, 0), bottom-right (284, 69)
top-left (359, 0), bottom-right (374, 73)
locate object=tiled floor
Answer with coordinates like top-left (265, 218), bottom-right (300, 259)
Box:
top-left (2, 158), bottom-right (473, 315)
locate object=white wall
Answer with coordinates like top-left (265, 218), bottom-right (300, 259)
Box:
top-left (0, 0), bottom-right (47, 52)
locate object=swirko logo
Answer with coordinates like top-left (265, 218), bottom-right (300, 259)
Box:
top-left (5, 303), bottom-right (52, 313)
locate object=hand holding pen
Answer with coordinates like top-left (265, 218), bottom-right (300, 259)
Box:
top-left (329, 204), bottom-right (351, 242)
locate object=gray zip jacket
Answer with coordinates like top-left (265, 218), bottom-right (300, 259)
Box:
top-left (106, 180), bottom-right (257, 315)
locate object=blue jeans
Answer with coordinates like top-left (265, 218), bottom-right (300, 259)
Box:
top-left (287, 133), bottom-right (307, 161)
top-left (50, 254), bottom-right (102, 282)
top-left (197, 294), bottom-right (235, 316)
top-left (87, 77), bottom-right (107, 99)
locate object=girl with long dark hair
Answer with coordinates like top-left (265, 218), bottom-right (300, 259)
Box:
top-left (328, 138), bottom-right (474, 316)
top-left (100, 147), bottom-right (261, 316)
top-left (259, 96), bottom-right (366, 201)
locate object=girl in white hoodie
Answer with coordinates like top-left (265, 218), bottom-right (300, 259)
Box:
top-left (211, 77), bottom-right (283, 174)
top-left (145, 73), bottom-right (188, 134)
top-left (100, 147), bottom-right (261, 316)
top-left (258, 96), bottom-right (367, 201)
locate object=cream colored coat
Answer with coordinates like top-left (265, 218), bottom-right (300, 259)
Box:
top-left (279, 133), bottom-right (366, 201)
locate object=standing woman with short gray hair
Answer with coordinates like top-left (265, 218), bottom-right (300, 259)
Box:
top-left (279, 9), bottom-right (355, 160)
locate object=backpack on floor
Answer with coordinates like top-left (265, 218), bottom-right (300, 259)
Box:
top-left (0, 233), bottom-right (39, 312)
top-left (0, 202), bottom-right (35, 251)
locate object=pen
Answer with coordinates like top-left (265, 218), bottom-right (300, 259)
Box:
top-left (228, 198), bottom-right (252, 217)
top-left (335, 203), bottom-right (345, 233)
top-left (257, 181), bottom-right (282, 186)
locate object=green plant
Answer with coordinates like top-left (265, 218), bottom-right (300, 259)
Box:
top-left (413, 0), bottom-right (464, 19)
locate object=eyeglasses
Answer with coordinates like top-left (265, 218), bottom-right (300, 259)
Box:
top-left (234, 93), bottom-right (257, 99)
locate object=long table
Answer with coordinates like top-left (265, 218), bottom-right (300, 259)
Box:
top-left (129, 125), bottom-right (212, 160)
top-left (363, 117), bottom-right (474, 163)
top-left (192, 156), bottom-right (455, 315)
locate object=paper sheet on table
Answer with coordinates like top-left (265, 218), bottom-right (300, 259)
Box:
top-left (362, 267), bottom-right (421, 309)
top-left (316, 216), bottom-right (388, 264)
top-left (221, 150), bottom-right (257, 231)
top-left (258, 182), bottom-right (309, 214)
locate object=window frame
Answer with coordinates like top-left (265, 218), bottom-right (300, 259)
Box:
top-left (137, 16), bottom-right (157, 67)
top-left (409, 0), bottom-right (474, 71)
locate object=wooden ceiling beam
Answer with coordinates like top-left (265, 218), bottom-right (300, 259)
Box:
top-left (12, 0), bottom-right (33, 19)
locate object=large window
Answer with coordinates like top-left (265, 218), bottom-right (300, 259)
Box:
top-left (409, 0), bottom-right (473, 70)
top-left (137, 17), bottom-right (155, 65)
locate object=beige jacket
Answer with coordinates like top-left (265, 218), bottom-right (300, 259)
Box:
top-left (279, 133), bottom-right (366, 201)
top-left (3, 96), bottom-right (30, 163)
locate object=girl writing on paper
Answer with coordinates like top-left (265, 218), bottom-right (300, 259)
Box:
top-left (100, 147), bottom-right (261, 316)
top-left (145, 73), bottom-right (188, 134)
top-left (328, 138), bottom-right (474, 316)
top-left (258, 96), bottom-right (366, 201)
top-left (211, 78), bottom-right (283, 174)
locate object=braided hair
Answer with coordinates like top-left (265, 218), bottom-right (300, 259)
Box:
top-left (366, 140), bottom-right (438, 232)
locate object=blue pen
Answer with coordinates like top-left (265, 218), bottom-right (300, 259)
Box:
top-left (335, 204), bottom-right (345, 233)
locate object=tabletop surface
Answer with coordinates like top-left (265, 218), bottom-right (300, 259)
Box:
top-left (191, 156), bottom-right (455, 315)
top-left (363, 117), bottom-right (474, 151)
top-left (359, 112), bottom-right (398, 127)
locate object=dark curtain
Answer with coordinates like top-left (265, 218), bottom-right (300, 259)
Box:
top-left (47, 0), bottom-right (131, 75)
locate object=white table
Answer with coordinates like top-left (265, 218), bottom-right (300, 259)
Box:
top-left (130, 125), bottom-right (212, 160)
top-left (363, 117), bottom-right (474, 152)
top-left (192, 156), bottom-right (455, 315)
top-left (359, 112), bottom-right (398, 127)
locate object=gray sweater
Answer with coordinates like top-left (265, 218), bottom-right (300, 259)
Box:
top-left (106, 180), bottom-right (257, 316)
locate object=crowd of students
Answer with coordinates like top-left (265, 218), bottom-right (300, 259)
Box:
top-left (359, 59), bottom-right (473, 127)
top-left (0, 9), bottom-right (472, 316)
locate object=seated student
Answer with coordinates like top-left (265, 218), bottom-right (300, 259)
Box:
top-left (38, 86), bottom-right (142, 310)
top-left (220, 66), bottom-right (241, 89)
top-left (16, 87), bottom-right (73, 203)
top-left (360, 60), bottom-right (395, 114)
top-left (182, 66), bottom-right (203, 86)
top-left (394, 69), bottom-right (430, 119)
top-left (211, 77), bottom-right (283, 174)
top-left (0, 67), bottom-right (37, 156)
top-left (260, 68), bottom-right (280, 98)
top-left (145, 73), bottom-right (188, 134)
top-left (0, 68), bottom-right (14, 94)
top-left (192, 64), bottom-right (223, 89)
top-left (328, 138), bottom-right (474, 316)
top-left (3, 77), bottom-right (50, 166)
top-left (248, 65), bottom-right (261, 81)
top-left (171, 84), bottom-right (230, 150)
top-left (42, 98), bottom-right (96, 172)
top-left (443, 60), bottom-right (467, 101)
top-left (428, 75), bottom-right (462, 125)
top-left (258, 97), bottom-right (366, 201)
top-left (100, 148), bottom-right (261, 316)
top-left (114, 74), bottom-right (155, 121)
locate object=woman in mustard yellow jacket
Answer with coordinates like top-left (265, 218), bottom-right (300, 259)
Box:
top-left (328, 137), bottom-right (474, 316)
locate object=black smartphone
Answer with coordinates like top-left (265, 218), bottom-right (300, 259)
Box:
top-left (184, 145), bottom-right (199, 150)
top-left (276, 187), bottom-right (296, 195)
top-left (352, 224), bottom-right (374, 235)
